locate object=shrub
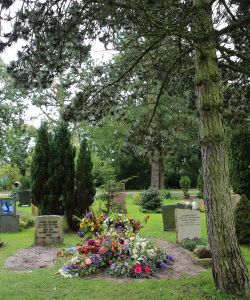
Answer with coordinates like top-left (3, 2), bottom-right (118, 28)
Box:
top-left (182, 238), bottom-right (206, 252)
top-left (140, 187), bottom-right (162, 212)
top-left (133, 193), bottom-right (142, 205)
top-left (229, 126), bottom-right (250, 198)
top-left (19, 216), bottom-right (34, 230)
top-left (161, 190), bottom-right (172, 199)
top-left (193, 245), bottom-right (212, 259)
top-left (179, 176), bottom-right (191, 198)
top-left (234, 195), bottom-right (250, 244)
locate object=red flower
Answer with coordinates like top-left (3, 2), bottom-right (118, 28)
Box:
top-left (108, 260), bottom-right (113, 265)
top-left (134, 264), bottom-right (142, 274)
top-left (144, 265), bottom-right (150, 274)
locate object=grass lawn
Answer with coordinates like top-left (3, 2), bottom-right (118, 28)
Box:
top-left (0, 193), bottom-right (249, 300)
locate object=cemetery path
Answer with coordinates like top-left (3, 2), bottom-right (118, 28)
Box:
top-left (3, 246), bottom-right (58, 271)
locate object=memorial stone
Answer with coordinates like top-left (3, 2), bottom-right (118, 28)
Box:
top-left (162, 203), bottom-right (192, 231)
top-left (34, 215), bottom-right (64, 246)
top-left (113, 192), bottom-right (127, 213)
top-left (175, 209), bottom-right (201, 243)
top-left (0, 197), bottom-right (19, 233)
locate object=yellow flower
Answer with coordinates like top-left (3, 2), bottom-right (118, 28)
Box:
top-left (80, 222), bottom-right (84, 228)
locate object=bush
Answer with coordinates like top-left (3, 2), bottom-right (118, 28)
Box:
top-left (179, 176), bottom-right (191, 198)
top-left (182, 238), bottom-right (206, 252)
top-left (229, 126), bottom-right (250, 198)
top-left (140, 187), bottom-right (162, 212)
top-left (133, 193), bottom-right (142, 205)
top-left (193, 245), bottom-right (211, 259)
top-left (234, 195), bottom-right (250, 244)
top-left (19, 216), bottom-right (34, 230)
top-left (161, 190), bottom-right (172, 199)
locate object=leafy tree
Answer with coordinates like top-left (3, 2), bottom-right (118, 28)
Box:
top-left (1, 0), bottom-right (250, 296)
top-left (30, 122), bottom-right (51, 213)
top-left (0, 164), bottom-right (21, 190)
top-left (229, 125), bottom-right (250, 198)
top-left (75, 138), bottom-right (96, 218)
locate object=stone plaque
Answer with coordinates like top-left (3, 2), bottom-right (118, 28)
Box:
top-left (175, 209), bottom-right (201, 243)
top-left (231, 194), bottom-right (241, 209)
top-left (162, 203), bottom-right (192, 231)
top-left (113, 192), bottom-right (127, 213)
top-left (34, 215), bottom-right (63, 246)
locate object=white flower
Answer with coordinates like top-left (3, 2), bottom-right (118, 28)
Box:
top-left (133, 248), bottom-right (138, 254)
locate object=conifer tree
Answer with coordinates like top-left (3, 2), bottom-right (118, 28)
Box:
top-left (48, 121), bottom-right (75, 227)
top-left (75, 138), bottom-right (95, 216)
top-left (30, 122), bottom-right (51, 213)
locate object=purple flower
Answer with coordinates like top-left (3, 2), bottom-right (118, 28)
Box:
top-left (159, 261), bottom-right (167, 269)
top-left (165, 255), bottom-right (174, 262)
top-left (88, 239), bottom-right (95, 246)
top-left (78, 232), bottom-right (84, 238)
top-left (86, 212), bottom-right (93, 218)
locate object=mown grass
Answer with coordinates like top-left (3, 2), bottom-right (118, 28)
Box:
top-left (0, 191), bottom-right (249, 300)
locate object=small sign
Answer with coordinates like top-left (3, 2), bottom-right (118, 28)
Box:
top-left (175, 209), bottom-right (201, 243)
top-left (34, 215), bottom-right (64, 246)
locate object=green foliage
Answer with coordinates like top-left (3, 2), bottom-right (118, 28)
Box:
top-left (92, 154), bottom-right (115, 187)
top-left (0, 164), bottom-right (21, 190)
top-left (19, 216), bottom-right (34, 230)
top-left (234, 195), bottom-right (250, 245)
top-left (161, 190), bottom-right (172, 199)
top-left (133, 193), bottom-right (142, 205)
top-left (30, 122), bottom-right (51, 213)
top-left (229, 126), bottom-right (250, 198)
top-left (197, 169), bottom-right (203, 199)
top-left (179, 176), bottom-right (191, 197)
top-left (193, 245), bottom-right (212, 259)
top-left (75, 138), bottom-right (95, 220)
top-left (182, 238), bottom-right (207, 252)
top-left (49, 121), bottom-right (75, 226)
top-left (140, 187), bottom-right (162, 212)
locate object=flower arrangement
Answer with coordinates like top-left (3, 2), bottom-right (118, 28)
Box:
top-left (59, 233), bottom-right (174, 279)
top-left (77, 212), bottom-right (143, 239)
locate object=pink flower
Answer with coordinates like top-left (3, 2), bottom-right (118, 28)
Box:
top-left (144, 265), bottom-right (150, 273)
top-left (134, 264), bottom-right (142, 274)
top-left (85, 258), bottom-right (92, 265)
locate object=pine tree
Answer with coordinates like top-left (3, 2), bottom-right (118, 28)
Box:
top-left (30, 122), bottom-right (51, 213)
top-left (75, 138), bottom-right (95, 217)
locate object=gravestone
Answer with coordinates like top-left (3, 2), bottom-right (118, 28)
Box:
top-left (162, 203), bottom-right (192, 231)
top-left (17, 190), bottom-right (31, 206)
top-left (175, 209), bottom-right (201, 243)
top-left (0, 197), bottom-right (19, 232)
top-left (231, 194), bottom-right (241, 209)
top-left (34, 215), bottom-right (64, 246)
top-left (113, 192), bottom-right (127, 213)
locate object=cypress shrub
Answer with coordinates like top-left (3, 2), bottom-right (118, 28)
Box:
top-left (229, 126), bottom-right (250, 198)
top-left (234, 195), bottom-right (250, 244)
top-left (30, 122), bottom-right (51, 214)
top-left (75, 138), bottom-right (96, 217)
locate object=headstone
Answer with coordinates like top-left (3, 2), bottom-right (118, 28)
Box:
top-left (162, 203), bottom-right (192, 231)
top-left (34, 215), bottom-right (64, 246)
top-left (175, 209), bottom-right (201, 243)
top-left (17, 190), bottom-right (31, 206)
top-left (0, 197), bottom-right (19, 232)
top-left (231, 194), bottom-right (241, 209)
top-left (113, 192), bottom-right (127, 213)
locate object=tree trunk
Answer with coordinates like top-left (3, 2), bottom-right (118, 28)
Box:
top-left (151, 150), bottom-right (160, 188)
top-left (193, 0), bottom-right (249, 296)
top-left (159, 157), bottom-right (165, 189)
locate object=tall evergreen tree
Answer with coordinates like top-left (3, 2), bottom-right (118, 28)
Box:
top-left (75, 138), bottom-right (95, 217)
top-left (30, 122), bottom-right (51, 213)
top-left (48, 121), bottom-right (75, 227)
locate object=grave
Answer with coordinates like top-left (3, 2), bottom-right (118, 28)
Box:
top-left (17, 190), bottom-right (31, 206)
top-left (34, 215), bottom-right (64, 246)
top-left (0, 197), bottom-right (19, 233)
top-left (175, 209), bottom-right (201, 243)
top-left (162, 203), bottom-right (192, 231)
top-left (113, 192), bottom-right (127, 213)
top-left (231, 194), bottom-right (241, 209)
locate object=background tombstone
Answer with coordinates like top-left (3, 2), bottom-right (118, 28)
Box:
top-left (34, 215), bottom-right (64, 246)
top-left (113, 192), bottom-right (127, 213)
top-left (175, 209), bottom-right (201, 243)
top-left (17, 190), bottom-right (31, 206)
top-left (0, 197), bottom-right (19, 233)
top-left (162, 203), bottom-right (192, 231)
top-left (231, 194), bottom-right (241, 209)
